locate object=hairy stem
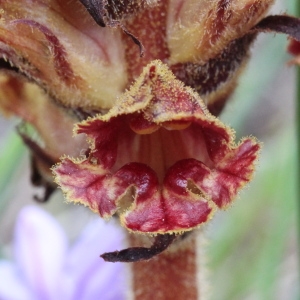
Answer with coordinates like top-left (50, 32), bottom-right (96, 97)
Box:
top-left (128, 232), bottom-right (205, 300)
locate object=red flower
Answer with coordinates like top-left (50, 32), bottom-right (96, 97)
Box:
top-left (53, 60), bottom-right (260, 234)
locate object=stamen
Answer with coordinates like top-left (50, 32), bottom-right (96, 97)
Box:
top-left (129, 114), bottom-right (159, 134)
top-left (162, 120), bottom-right (191, 131)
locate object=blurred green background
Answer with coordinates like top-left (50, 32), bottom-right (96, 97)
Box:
top-left (208, 1), bottom-right (299, 299)
top-left (0, 1), bottom-right (299, 299)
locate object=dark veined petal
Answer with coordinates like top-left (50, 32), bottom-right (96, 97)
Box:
top-left (0, 0), bottom-right (127, 109)
top-left (166, 0), bottom-right (275, 64)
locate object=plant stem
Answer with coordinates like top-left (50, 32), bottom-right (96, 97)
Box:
top-left (128, 233), bottom-right (204, 300)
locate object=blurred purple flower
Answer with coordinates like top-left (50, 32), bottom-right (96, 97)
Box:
top-left (0, 205), bottom-right (126, 300)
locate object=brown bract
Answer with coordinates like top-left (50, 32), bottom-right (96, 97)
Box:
top-left (53, 60), bottom-right (260, 234)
